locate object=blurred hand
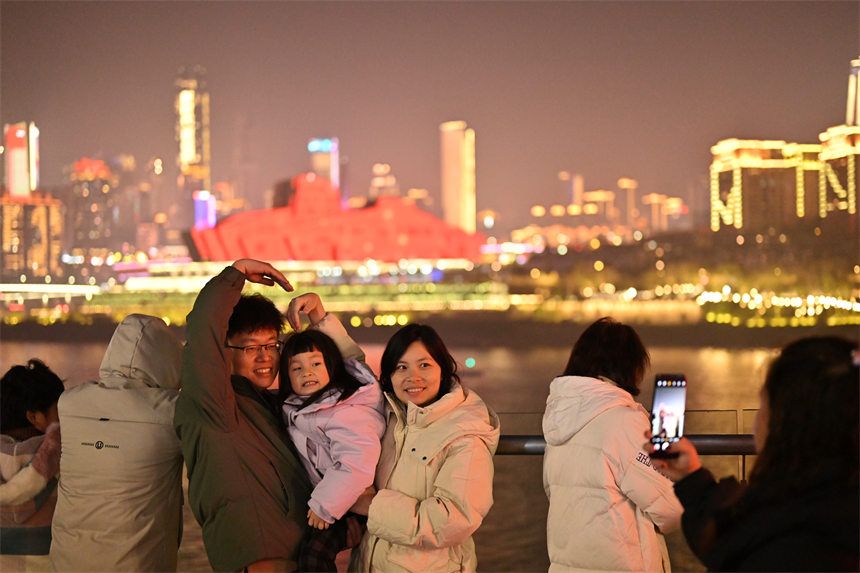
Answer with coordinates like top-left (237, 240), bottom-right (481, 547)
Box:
top-left (231, 259), bottom-right (292, 291)
top-left (644, 432), bottom-right (703, 482)
top-left (286, 293), bottom-right (325, 331)
top-left (307, 509), bottom-right (330, 530)
top-left (348, 485), bottom-right (377, 516)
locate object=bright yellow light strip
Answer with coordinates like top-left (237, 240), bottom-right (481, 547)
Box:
top-left (0, 284), bottom-right (101, 295)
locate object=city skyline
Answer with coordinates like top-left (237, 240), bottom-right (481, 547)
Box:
top-left (2, 1), bottom-right (857, 234)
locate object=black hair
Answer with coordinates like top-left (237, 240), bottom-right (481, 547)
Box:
top-left (562, 316), bottom-right (650, 396)
top-left (379, 323), bottom-right (459, 403)
top-left (0, 359), bottom-right (65, 433)
top-left (278, 329), bottom-right (361, 410)
top-left (743, 336), bottom-right (858, 506)
top-left (227, 293), bottom-right (285, 340)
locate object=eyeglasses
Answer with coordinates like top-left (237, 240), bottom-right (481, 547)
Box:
top-left (226, 342), bottom-right (283, 356)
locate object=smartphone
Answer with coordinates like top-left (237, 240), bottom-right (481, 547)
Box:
top-left (649, 374), bottom-right (687, 459)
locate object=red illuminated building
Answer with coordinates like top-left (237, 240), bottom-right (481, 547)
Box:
top-left (191, 174), bottom-right (485, 262)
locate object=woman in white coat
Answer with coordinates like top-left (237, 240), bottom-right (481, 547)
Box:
top-left (542, 317), bottom-right (683, 572)
top-left (350, 323), bottom-right (500, 573)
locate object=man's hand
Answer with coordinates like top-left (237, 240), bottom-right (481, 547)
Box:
top-left (308, 508), bottom-right (330, 530)
top-left (231, 259), bottom-right (293, 292)
top-left (287, 293), bottom-right (326, 332)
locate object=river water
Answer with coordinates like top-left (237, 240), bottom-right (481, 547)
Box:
top-left (1, 338), bottom-right (778, 571)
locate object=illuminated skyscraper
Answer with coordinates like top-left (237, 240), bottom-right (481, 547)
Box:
top-left (308, 137), bottom-right (340, 193)
top-left (815, 56), bottom-right (860, 222)
top-left (3, 121), bottom-right (39, 198)
top-left (846, 57), bottom-right (859, 127)
top-left (709, 139), bottom-right (821, 231)
top-left (0, 191), bottom-right (63, 279)
top-left (710, 57), bottom-right (859, 232)
top-left (439, 121), bottom-right (476, 233)
top-left (175, 66), bottom-right (211, 201)
top-left (66, 158), bottom-right (121, 260)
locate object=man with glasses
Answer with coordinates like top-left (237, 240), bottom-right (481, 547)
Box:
top-left (174, 259), bottom-right (312, 572)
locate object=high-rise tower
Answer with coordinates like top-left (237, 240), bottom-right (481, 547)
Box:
top-left (439, 121), bottom-right (476, 233)
top-left (846, 57), bottom-right (859, 126)
top-left (3, 121), bottom-right (39, 198)
top-left (175, 66), bottom-right (211, 204)
top-left (308, 138), bottom-right (340, 192)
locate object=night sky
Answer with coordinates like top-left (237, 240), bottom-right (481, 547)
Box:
top-left (2, 1), bottom-right (857, 234)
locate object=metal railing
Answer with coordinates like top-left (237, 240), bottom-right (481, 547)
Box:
top-left (497, 432), bottom-right (757, 483)
top-left (497, 434), bottom-right (755, 455)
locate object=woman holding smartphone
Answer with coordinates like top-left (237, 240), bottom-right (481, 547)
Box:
top-left (652, 336), bottom-right (859, 571)
top-left (542, 317), bottom-right (683, 572)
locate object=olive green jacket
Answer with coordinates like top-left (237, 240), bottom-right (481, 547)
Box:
top-left (174, 266), bottom-right (311, 572)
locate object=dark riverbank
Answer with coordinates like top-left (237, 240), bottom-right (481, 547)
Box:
top-left (4, 313), bottom-right (857, 349)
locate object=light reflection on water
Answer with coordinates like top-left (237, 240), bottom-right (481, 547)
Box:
top-left (0, 340), bottom-right (774, 422)
top-left (359, 343), bottom-right (774, 417)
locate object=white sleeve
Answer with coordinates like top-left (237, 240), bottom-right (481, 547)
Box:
top-left (615, 413), bottom-right (683, 533)
top-left (0, 465), bottom-right (48, 506)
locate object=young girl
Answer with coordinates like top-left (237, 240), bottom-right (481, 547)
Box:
top-left (1, 359), bottom-right (64, 565)
top-left (280, 293), bottom-right (385, 572)
top-left (349, 323), bottom-right (500, 573)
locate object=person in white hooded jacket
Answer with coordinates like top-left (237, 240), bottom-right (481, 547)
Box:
top-left (50, 314), bottom-right (184, 572)
top-left (350, 323), bottom-right (500, 573)
top-left (542, 317), bottom-right (683, 572)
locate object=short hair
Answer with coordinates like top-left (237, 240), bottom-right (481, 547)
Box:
top-left (747, 336), bottom-right (859, 500)
top-left (562, 317), bottom-right (650, 396)
top-left (380, 323), bottom-right (459, 401)
top-left (0, 359), bottom-right (65, 433)
top-left (279, 329), bottom-right (361, 409)
top-left (227, 294), bottom-right (285, 340)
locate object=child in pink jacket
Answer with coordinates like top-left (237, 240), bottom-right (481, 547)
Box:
top-left (280, 293), bottom-right (385, 572)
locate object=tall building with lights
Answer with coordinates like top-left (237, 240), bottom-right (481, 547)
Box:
top-left (710, 57), bottom-right (859, 232)
top-left (709, 139), bottom-right (822, 231)
top-left (816, 57), bottom-right (860, 222)
top-left (3, 121), bottom-right (39, 198)
top-left (846, 57), bottom-right (859, 126)
top-left (66, 158), bottom-right (120, 262)
top-left (0, 191), bottom-right (63, 279)
top-left (439, 121), bottom-right (476, 233)
top-left (175, 66), bottom-right (211, 216)
top-left (308, 137), bottom-right (340, 194)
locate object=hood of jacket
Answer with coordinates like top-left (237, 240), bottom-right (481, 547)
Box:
top-left (387, 382), bottom-right (501, 457)
top-left (543, 375), bottom-right (645, 447)
top-left (98, 314), bottom-right (183, 391)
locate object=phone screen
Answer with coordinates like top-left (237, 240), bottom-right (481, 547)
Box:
top-left (649, 374), bottom-right (687, 455)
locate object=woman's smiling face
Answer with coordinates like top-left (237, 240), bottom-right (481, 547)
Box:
top-left (390, 341), bottom-right (442, 407)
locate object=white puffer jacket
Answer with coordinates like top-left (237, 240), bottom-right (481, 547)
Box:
top-left (50, 314), bottom-right (184, 572)
top-left (351, 384), bottom-right (500, 573)
top-left (542, 375), bottom-right (683, 572)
